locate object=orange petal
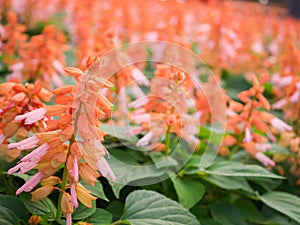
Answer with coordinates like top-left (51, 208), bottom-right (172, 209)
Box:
top-left (76, 183), bottom-right (97, 208)
top-left (52, 85), bottom-right (74, 95)
top-left (64, 67), bottom-right (83, 79)
top-left (54, 95), bottom-right (73, 105)
top-left (40, 176), bottom-right (61, 186)
top-left (3, 121), bottom-right (19, 137)
top-left (31, 186), bottom-right (54, 202)
top-left (38, 88), bottom-right (53, 102)
top-left (11, 92), bottom-right (26, 102)
top-left (45, 105), bottom-right (67, 116)
top-left (61, 192), bottom-right (74, 214)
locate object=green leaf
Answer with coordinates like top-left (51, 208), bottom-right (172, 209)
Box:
top-left (232, 198), bottom-right (265, 222)
top-left (171, 176), bottom-right (205, 209)
top-left (190, 204), bottom-right (209, 221)
top-left (121, 190), bottom-right (200, 225)
top-left (201, 219), bottom-right (222, 225)
top-left (0, 206), bottom-right (20, 225)
top-left (0, 194), bottom-right (28, 220)
top-left (19, 193), bottom-right (57, 219)
top-left (261, 206), bottom-right (299, 225)
top-left (259, 191), bottom-right (300, 223)
top-left (0, 218), bottom-right (14, 225)
top-left (73, 201), bottom-right (96, 220)
top-left (203, 175), bottom-right (253, 193)
top-left (108, 152), bottom-right (166, 197)
top-left (5, 172), bottom-right (31, 181)
top-left (204, 161), bottom-right (284, 179)
top-left (248, 177), bottom-right (282, 192)
top-left (87, 208), bottom-right (113, 225)
top-left (149, 152), bottom-right (178, 169)
top-left (106, 201), bottom-right (124, 222)
top-left (82, 181), bottom-right (108, 201)
top-left (210, 201), bottom-right (247, 225)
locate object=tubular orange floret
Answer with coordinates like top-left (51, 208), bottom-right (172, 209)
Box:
top-left (54, 95), bottom-right (74, 105)
top-left (47, 137), bottom-right (63, 149)
top-left (79, 162), bottom-right (99, 186)
top-left (11, 92), bottom-right (26, 103)
top-left (64, 67), bottom-right (84, 80)
top-left (31, 186), bottom-right (54, 202)
top-left (45, 105), bottom-right (67, 116)
top-left (86, 56), bottom-right (99, 68)
top-left (36, 131), bottom-right (60, 145)
top-left (96, 94), bottom-right (113, 110)
top-left (75, 183), bottom-right (97, 208)
top-left (0, 82), bottom-right (16, 94)
top-left (258, 93), bottom-right (270, 110)
top-left (52, 85), bottom-right (74, 95)
top-left (12, 83), bottom-right (27, 93)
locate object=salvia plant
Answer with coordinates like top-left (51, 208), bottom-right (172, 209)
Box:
top-left (0, 1), bottom-right (299, 225)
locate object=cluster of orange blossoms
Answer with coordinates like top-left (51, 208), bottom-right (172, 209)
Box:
top-left (1, 57), bottom-right (115, 224)
top-left (128, 64), bottom-right (200, 152)
top-left (0, 81), bottom-right (52, 161)
top-left (225, 73), bottom-right (293, 166)
top-left (1, 12), bottom-right (68, 87)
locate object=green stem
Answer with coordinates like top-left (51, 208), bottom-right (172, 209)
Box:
top-left (55, 134), bottom-right (75, 220)
top-left (164, 125), bottom-right (172, 155)
top-left (228, 144), bottom-right (239, 160)
top-left (228, 134), bottom-right (243, 160)
top-left (55, 165), bottom-right (68, 220)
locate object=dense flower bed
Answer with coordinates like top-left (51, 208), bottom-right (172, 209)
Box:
top-left (0, 1), bottom-right (299, 225)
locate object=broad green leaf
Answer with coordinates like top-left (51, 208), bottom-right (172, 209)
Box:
top-left (0, 218), bottom-right (14, 225)
top-left (149, 152), bottom-right (178, 169)
top-left (87, 208), bottom-right (113, 225)
top-left (121, 190), bottom-right (200, 225)
top-left (0, 206), bottom-right (20, 225)
top-left (185, 155), bottom-right (203, 169)
top-left (203, 175), bottom-right (253, 193)
top-left (261, 206), bottom-right (299, 225)
top-left (0, 194), bottom-right (28, 220)
top-left (210, 201), bottom-right (247, 225)
top-left (19, 193), bottom-right (56, 219)
top-left (106, 201), bottom-right (124, 222)
top-left (73, 201), bottom-right (96, 220)
top-left (82, 181), bottom-right (108, 201)
top-left (171, 176), bottom-right (205, 209)
top-left (259, 191), bottom-right (300, 223)
top-left (232, 198), bottom-right (265, 222)
top-left (248, 177), bottom-right (282, 192)
top-left (190, 204), bottom-right (209, 221)
top-left (205, 161), bottom-right (284, 179)
top-left (201, 219), bottom-right (222, 225)
top-left (108, 152), bottom-right (166, 197)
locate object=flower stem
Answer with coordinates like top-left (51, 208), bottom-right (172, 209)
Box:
top-left (55, 164), bottom-right (68, 220)
top-left (55, 134), bottom-right (75, 220)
